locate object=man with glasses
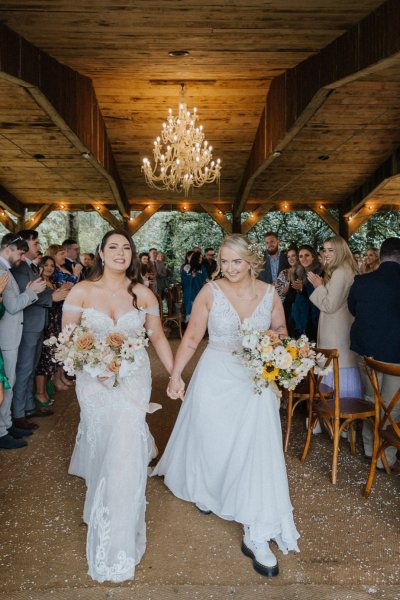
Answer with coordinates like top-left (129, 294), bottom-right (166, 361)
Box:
top-left (0, 233), bottom-right (46, 449)
top-left (11, 230), bottom-right (54, 430)
top-left (204, 247), bottom-right (217, 279)
top-left (62, 238), bottom-right (83, 279)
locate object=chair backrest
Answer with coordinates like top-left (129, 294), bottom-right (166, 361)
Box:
top-left (364, 356), bottom-right (400, 437)
top-left (155, 293), bottom-right (165, 318)
top-left (309, 348), bottom-right (340, 417)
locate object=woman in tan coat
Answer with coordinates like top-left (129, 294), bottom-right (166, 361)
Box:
top-left (307, 235), bottom-right (362, 397)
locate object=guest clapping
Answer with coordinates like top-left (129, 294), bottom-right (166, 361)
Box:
top-left (290, 245), bottom-right (321, 342)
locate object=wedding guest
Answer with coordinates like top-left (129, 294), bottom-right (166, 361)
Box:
top-left (0, 273), bottom-right (11, 406)
top-left (154, 234), bottom-right (299, 577)
top-left (259, 231), bottom-right (289, 285)
top-left (360, 247), bottom-right (379, 274)
top-left (148, 247), bottom-right (161, 293)
top-left (291, 245), bottom-right (321, 342)
top-left (308, 236), bottom-right (362, 397)
top-left (275, 245), bottom-right (298, 336)
top-left (46, 244), bottom-right (76, 389)
top-left (0, 234), bottom-right (47, 447)
top-left (139, 252), bottom-right (152, 287)
top-left (181, 250), bottom-right (193, 275)
top-left (12, 230), bottom-right (54, 427)
top-left (62, 238), bottom-right (83, 279)
top-left (352, 250), bottom-right (362, 269)
top-left (35, 256), bottom-right (69, 406)
top-left (156, 251), bottom-right (170, 298)
top-left (348, 237), bottom-right (400, 470)
top-left (80, 252), bottom-right (95, 279)
top-left (181, 251), bottom-right (207, 323)
top-left (203, 247), bottom-right (218, 279)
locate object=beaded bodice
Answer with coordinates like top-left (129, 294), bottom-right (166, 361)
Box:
top-left (207, 282), bottom-right (274, 352)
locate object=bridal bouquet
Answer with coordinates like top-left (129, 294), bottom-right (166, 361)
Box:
top-left (235, 319), bottom-right (329, 396)
top-left (44, 315), bottom-right (150, 387)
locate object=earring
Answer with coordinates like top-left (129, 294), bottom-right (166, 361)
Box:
top-left (101, 259), bottom-right (104, 267)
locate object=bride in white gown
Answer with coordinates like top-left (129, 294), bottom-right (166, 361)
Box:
top-left (62, 230), bottom-right (174, 583)
top-left (153, 234), bottom-right (299, 577)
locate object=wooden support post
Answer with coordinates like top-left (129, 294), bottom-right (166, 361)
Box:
top-left (231, 213), bottom-right (242, 234)
top-left (126, 206), bottom-right (160, 236)
top-left (91, 204), bottom-right (124, 230)
top-left (242, 204), bottom-right (274, 234)
top-left (310, 205), bottom-right (339, 235)
top-left (338, 207), bottom-right (349, 241)
top-left (26, 205), bottom-right (54, 230)
top-left (200, 204), bottom-right (233, 234)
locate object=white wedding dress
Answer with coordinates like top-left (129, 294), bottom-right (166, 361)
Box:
top-left (64, 304), bottom-right (160, 583)
top-left (153, 282), bottom-right (300, 550)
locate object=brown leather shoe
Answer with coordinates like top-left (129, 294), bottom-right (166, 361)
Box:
top-left (26, 406), bottom-right (54, 418)
top-left (14, 417), bottom-right (39, 430)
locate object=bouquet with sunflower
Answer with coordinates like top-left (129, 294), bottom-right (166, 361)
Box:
top-left (235, 319), bottom-right (327, 396)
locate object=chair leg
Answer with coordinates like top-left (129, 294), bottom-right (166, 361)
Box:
top-left (300, 414), bottom-right (314, 462)
top-left (331, 418), bottom-right (340, 484)
top-left (284, 391), bottom-right (293, 453)
top-left (364, 445), bottom-right (382, 498)
top-left (348, 423), bottom-right (356, 455)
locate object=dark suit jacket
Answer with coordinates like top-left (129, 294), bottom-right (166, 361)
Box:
top-left (64, 257), bottom-right (74, 274)
top-left (258, 252), bottom-right (289, 284)
top-left (12, 261), bottom-right (53, 333)
top-left (347, 261), bottom-right (400, 363)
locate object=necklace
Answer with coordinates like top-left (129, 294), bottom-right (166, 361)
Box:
top-left (101, 284), bottom-right (128, 297)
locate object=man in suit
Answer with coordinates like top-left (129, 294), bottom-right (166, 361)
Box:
top-left (258, 231), bottom-right (289, 285)
top-left (203, 247), bottom-right (217, 280)
top-left (148, 247), bottom-right (168, 295)
top-left (12, 230), bottom-right (54, 428)
top-left (0, 233), bottom-right (46, 449)
top-left (62, 238), bottom-right (83, 279)
top-left (348, 237), bottom-right (400, 470)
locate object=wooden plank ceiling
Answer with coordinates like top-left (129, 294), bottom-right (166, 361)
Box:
top-left (0, 0), bottom-right (398, 226)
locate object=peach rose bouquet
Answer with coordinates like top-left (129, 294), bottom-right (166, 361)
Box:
top-left (235, 319), bottom-right (329, 396)
top-left (44, 315), bottom-right (150, 386)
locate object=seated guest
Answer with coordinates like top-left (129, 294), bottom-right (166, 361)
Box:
top-left (348, 237), bottom-right (400, 470)
top-left (308, 236), bottom-right (362, 397)
top-left (35, 256), bottom-right (69, 406)
top-left (0, 234), bottom-right (48, 448)
top-left (290, 245), bottom-right (321, 342)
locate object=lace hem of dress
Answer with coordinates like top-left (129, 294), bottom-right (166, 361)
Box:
top-left (247, 511), bottom-right (300, 554)
top-left (88, 478), bottom-right (136, 583)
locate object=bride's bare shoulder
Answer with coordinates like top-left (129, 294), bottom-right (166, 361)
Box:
top-left (132, 282), bottom-right (157, 306)
top-left (64, 280), bottom-right (94, 305)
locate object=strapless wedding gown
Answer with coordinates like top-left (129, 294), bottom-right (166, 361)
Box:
top-left (153, 282), bottom-right (299, 551)
top-left (65, 305), bottom-right (160, 583)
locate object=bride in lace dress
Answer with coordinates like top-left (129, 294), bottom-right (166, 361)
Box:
top-left (153, 234), bottom-right (299, 577)
top-left (62, 230), bottom-right (174, 583)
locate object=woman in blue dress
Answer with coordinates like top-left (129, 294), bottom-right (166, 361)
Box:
top-left (181, 251), bottom-right (208, 323)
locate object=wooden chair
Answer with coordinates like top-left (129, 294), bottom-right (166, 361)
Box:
top-left (364, 357), bottom-right (400, 498)
top-left (284, 375), bottom-right (314, 452)
top-left (300, 348), bottom-right (375, 484)
top-left (157, 288), bottom-right (183, 339)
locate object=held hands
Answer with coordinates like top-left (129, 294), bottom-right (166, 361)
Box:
top-left (27, 277), bottom-right (47, 294)
top-left (291, 279), bottom-right (303, 292)
top-left (167, 375), bottom-right (185, 401)
top-left (0, 272), bottom-right (9, 294)
top-left (307, 271), bottom-right (324, 288)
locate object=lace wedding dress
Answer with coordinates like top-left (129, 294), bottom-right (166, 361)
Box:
top-left (64, 304), bottom-right (160, 583)
top-left (153, 282), bottom-right (300, 551)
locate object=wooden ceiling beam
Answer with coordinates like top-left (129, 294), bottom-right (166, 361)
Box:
top-left (234, 0), bottom-right (400, 217)
top-left (91, 203), bottom-right (124, 230)
top-left (242, 203), bottom-right (274, 234)
top-left (0, 23), bottom-right (129, 218)
top-left (347, 202), bottom-right (384, 238)
top-left (25, 204), bottom-right (55, 230)
top-left (0, 210), bottom-right (17, 233)
top-left (126, 205), bottom-right (160, 236)
top-left (309, 205), bottom-right (339, 235)
top-left (199, 204), bottom-right (232, 234)
top-left (0, 184), bottom-right (24, 217)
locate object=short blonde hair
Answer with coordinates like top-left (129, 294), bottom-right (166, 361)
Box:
top-left (323, 236), bottom-right (358, 281)
top-left (45, 244), bottom-right (64, 257)
top-left (215, 234), bottom-right (264, 279)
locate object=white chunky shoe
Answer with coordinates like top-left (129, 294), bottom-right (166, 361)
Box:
top-left (241, 526), bottom-right (279, 577)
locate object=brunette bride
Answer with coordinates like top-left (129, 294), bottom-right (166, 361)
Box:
top-left (62, 230), bottom-right (174, 583)
top-left (153, 234), bottom-right (299, 577)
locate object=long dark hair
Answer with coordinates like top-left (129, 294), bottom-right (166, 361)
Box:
top-left (293, 245), bottom-right (322, 284)
top-left (189, 251), bottom-right (203, 273)
top-left (88, 230), bottom-right (141, 309)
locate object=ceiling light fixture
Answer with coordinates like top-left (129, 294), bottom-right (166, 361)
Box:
top-left (142, 84), bottom-right (221, 196)
top-left (168, 50), bottom-right (190, 57)
top-left (319, 204), bottom-right (324, 209)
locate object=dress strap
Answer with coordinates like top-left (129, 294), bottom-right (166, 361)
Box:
top-left (141, 305), bottom-right (160, 317)
top-left (63, 303), bottom-right (84, 313)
